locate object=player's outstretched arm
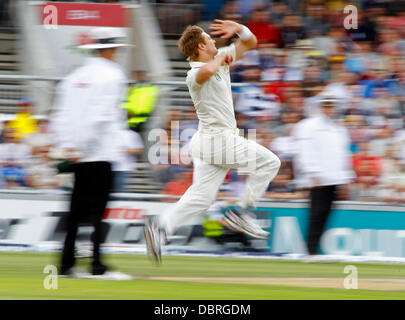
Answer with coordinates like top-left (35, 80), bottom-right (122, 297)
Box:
top-left (209, 19), bottom-right (257, 61)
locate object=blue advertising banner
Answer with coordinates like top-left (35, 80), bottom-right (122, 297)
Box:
top-left (258, 202), bottom-right (405, 257)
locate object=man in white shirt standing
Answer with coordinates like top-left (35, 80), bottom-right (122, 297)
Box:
top-left (145, 20), bottom-right (281, 263)
top-left (51, 28), bottom-right (132, 278)
top-left (113, 129), bottom-right (144, 193)
top-left (293, 96), bottom-right (355, 261)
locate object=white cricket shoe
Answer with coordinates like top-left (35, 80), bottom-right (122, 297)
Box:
top-left (77, 271), bottom-right (133, 280)
top-left (224, 208), bottom-right (270, 240)
top-left (144, 217), bottom-right (162, 265)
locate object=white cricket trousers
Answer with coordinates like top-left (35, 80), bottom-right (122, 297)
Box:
top-left (160, 130), bottom-right (281, 235)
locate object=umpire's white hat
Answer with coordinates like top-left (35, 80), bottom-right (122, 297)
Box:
top-left (78, 27), bottom-right (132, 50)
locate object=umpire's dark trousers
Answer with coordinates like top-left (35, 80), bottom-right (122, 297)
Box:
top-left (307, 185), bottom-right (337, 255)
top-left (61, 161), bottom-right (113, 275)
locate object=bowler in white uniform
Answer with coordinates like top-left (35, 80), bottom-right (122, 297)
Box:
top-left (144, 20), bottom-right (281, 263)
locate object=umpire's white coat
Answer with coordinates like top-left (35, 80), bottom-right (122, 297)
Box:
top-left (50, 57), bottom-right (128, 165)
top-left (292, 114), bottom-right (356, 189)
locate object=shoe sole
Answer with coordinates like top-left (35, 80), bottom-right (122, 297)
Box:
top-left (223, 214), bottom-right (269, 240)
top-left (144, 222), bottom-right (162, 265)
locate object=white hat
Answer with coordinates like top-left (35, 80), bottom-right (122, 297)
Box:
top-left (78, 27), bottom-right (132, 50)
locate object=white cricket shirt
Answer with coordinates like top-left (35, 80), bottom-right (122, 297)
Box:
top-left (186, 44), bottom-right (237, 134)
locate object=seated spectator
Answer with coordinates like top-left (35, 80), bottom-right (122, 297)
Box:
top-left (25, 119), bottom-right (54, 154)
top-left (26, 144), bottom-right (59, 190)
top-left (376, 145), bottom-right (405, 203)
top-left (270, 123), bottom-right (297, 162)
top-left (162, 167), bottom-right (193, 201)
top-left (345, 114), bottom-right (369, 153)
top-left (370, 125), bottom-right (395, 156)
top-left (113, 130), bottom-right (145, 193)
top-left (377, 28), bottom-right (401, 56)
top-left (347, 12), bottom-right (376, 43)
top-left (376, 144), bottom-right (405, 202)
top-left (270, 1), bottom-right (291, 26)
top-left (394, 125), bottom-right (405, 166)
top-left (266, 162), bottom-right (307, 199)
top-left (0, 126), bottom-right (32, 189)
top-left (245, 4), bottom-right (283, 47)
top-left (281, 14), bottom-right (306, 47)
top-left (360, 66), bottom-right (394, 98)
top-left (234, 65), bottom-right (281, 120)
top-left (352, 142), bottom-right (382, 187)
top-left (261, 48), bottom-right (297, 84)
top-left (302, 0), bottom-right (330, 38)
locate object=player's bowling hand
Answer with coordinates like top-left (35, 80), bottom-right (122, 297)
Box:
top-left (224, 53), bottom-right (233, 66)
top-left (218, 52), bottom-right (233, 66)
top-left (209, 19), bottom-right (240, 39)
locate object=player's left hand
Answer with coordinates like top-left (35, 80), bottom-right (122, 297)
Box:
top-left (209, 19), bottom-right (241, 39)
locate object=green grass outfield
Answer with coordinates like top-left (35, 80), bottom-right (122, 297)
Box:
top-left (1, 252), bottom-right (405, 300)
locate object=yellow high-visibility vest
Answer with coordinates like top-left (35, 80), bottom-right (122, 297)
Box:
top-left (202, 218), bottom-right (224, 237)
top-left (122, 84), bottom-right (159, 128)
top-left (7, 113), bottom-right (38, 140)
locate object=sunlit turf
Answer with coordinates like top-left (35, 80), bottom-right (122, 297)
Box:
top-left (0, 252), bottom-right (404, 300)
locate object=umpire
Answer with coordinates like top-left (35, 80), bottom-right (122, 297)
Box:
top-left (293, 95), bottom-right (355, 261)
top-left (51, 28), bottom-right (131, 276)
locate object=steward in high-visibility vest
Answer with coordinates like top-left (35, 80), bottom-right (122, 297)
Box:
top-left (202, 217), bottom-right (224, 238)
top-left (121, 77), bottom-right (159, 132)
top-left (7, 98), bottom-right (38, 140)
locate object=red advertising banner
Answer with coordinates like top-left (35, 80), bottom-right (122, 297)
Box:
top-left (104, 208), bottom-right (146, 220)
top-left (40, 2), bottom-right (127, 27)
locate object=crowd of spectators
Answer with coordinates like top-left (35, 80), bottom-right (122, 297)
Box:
top-left (154, 0), bottom-right (405, 204)
top-left (0, 100), bottom-right (60, 191)
top-left (1, 0), bottom-right (405, 205)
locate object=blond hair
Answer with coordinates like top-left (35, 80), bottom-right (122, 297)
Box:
top-left (178, 25), bottom-right (206, 61)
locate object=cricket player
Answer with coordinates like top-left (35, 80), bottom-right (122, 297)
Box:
top-left (145, 20), bottom-right (281, 263)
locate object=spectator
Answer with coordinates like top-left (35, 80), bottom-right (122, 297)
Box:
top-left (270, 123), bottom-right (296, 162)
top-left (352, 141), bottom-right (382, 187)
top-left (245, 4), bottom-right (283, 47)
top-left (376, 144), bottom-right (405, 202)
top-left (266, 162), bottom-right (307, 200)
top-left (234, 65), bottom-right (281, 119)
top-left (113, 129), bottom-right (145, 193)
top-left (162, 167), bottom-right (193, 201)
top-left (121, 70), bottom-right (160, 135)
top-left (0, 126), bottom-right (32, 189)
top-left (281, 14), bottom-right (306, 47)
top-left (25, 119), bottom-right (54, 154)
top-left (26, 144), bottom-right (59, 190)
top-left (7, 99), bottom-right (38, 141)
top-left (302, 0), bottom-right (330, 38)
